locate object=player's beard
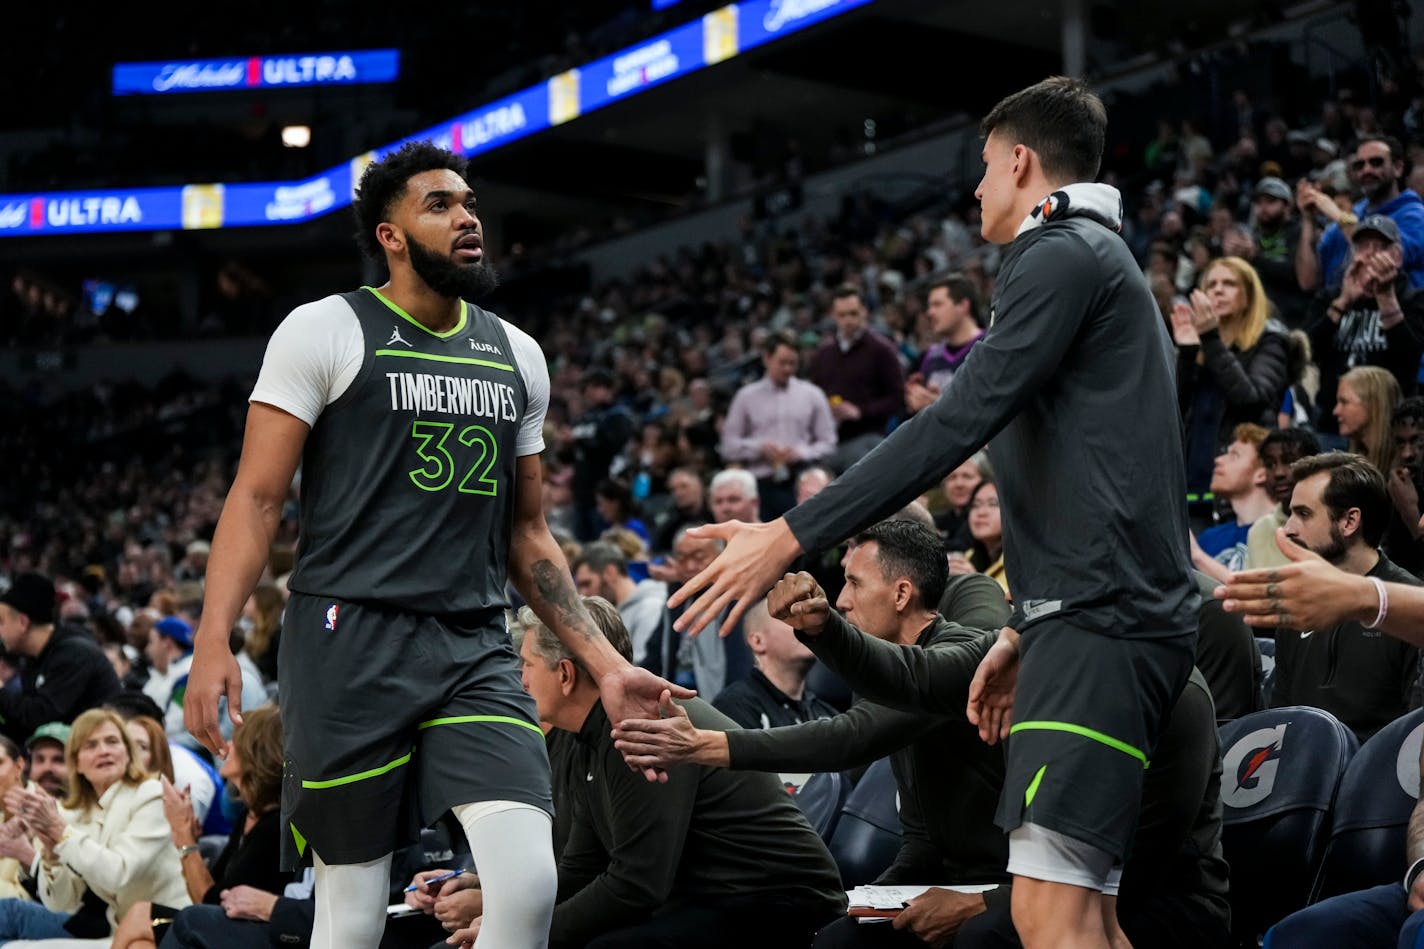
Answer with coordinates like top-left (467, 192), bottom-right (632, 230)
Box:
top-left (407, 235), bottom-right (500, 301)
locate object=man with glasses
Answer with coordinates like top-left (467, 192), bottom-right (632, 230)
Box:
top-left (1297, 135), bottom-right (1424, 290)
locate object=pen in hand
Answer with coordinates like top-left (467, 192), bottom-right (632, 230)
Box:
top-left (405, 868), bottom-right (465, 893)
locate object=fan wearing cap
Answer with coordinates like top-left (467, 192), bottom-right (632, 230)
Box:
top-left (1297, 134), bottom-right (1424, 292)
top-left (1310, 213), bottom-right (1424, 431)
top-left (1247, 176), bottom-right (1311, 327)
top-left (140, 618), bottom-right (197, 747)
top-left (0, 574), bottom-right (120, 747)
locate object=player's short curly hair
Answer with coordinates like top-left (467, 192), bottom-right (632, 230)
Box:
top-left (352, 141), bottom-right (468, 263)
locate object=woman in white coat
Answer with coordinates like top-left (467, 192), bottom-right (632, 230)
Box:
top-left (0, 708), bottom-right (188, 945)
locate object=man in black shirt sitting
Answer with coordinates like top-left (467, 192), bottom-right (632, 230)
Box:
top-left (617, 520), bottom-right (1230, 949)
top-left (446, 596), bottom-right (845, 949)
top-left (617, 520), bottom-right (1017, 946)
top-left (713, 598), bottom-right (839, 731)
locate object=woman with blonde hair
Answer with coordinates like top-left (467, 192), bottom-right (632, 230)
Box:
top-left (0, 709), bottom-right (188, 942)
top-left (1335, 365), bottom-right (1402, 475)
top-left (1173, 255), bottom-right (1290, 496)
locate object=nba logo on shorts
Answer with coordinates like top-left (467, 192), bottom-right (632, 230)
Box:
top-left (324, 604), bottom-right (339, 631)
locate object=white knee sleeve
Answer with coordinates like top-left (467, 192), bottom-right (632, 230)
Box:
top-left (453, 801), bottom-right (557, 949)
top-left (312, 851), bottom-right (394, 949)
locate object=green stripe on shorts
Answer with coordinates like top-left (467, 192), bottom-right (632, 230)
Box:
top-left (301, 750), bottom-right (414, 789)
top-left (418, 714), bottom-right (543, 735)
top-left (1024, 764), bottom-right (1048, 807)
top-left (1009, 721), bottom-right (1149, 768)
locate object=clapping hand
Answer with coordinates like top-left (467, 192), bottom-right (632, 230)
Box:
top-left (0, 818), bottom-right (34, 865)
top-left (160, 775), bottom-right (200, 846)
top-left (1365, 252), bottom-right (1401, 302)
top-left (1170, 300), bottom-right (1200, 347)
top-left (10, 789), bottom-right (64, 854)
top-left (1340, 254), bottom-right (1372, 304)
top-left (1186, 289), bottom-right (1219, 334)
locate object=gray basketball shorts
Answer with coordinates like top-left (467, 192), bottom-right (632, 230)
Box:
top-left (278, 593), bottom-right (552, 869)
top-left (993, 620), bottom-right (1195, 863)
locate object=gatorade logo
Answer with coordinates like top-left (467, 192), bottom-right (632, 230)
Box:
top-left (1221, 724), bottom-right (1287, 808)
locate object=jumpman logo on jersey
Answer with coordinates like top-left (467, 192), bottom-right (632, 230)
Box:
top-left (387, 326), bottom-right (413, 348)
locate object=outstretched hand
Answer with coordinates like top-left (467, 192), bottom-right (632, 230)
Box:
top-left (1215, 527), bottom-right (1372, 630)
top-left (666, 519), bottom-right (803, 638)
top-left (600, 670), bottom-right (695, 783)
top-left (612, 692), bottom-right (700, 771)
top-left (966, 627), bottom-right (1020, 745)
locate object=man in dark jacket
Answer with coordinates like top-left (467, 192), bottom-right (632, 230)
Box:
top-left (618, 520), bottom-right (1230, 949)
top-left (454, 596), bottom-right (844, 949)
top-left (0, 573), bottom-right (120, 745)
top-left (809, 285), bottom-right (906, 472)
top-left (570, 368), bottom-right (636, 541)
top-left (1310, 214), bottom-right (1424, 429)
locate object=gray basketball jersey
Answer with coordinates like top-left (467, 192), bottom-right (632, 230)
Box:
top-left (287, 287), bottom-right (528, 614)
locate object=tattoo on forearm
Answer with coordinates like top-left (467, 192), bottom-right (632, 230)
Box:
top-left (531, 559), bottom-right (600, 642)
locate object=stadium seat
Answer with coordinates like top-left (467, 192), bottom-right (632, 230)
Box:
top-left (1217, 706), bottom-right (1358, 944)
top-left (793, 771), bottom-right (848, 841)
top-left (1312, 707), bottom-right (1424, 901)
top-left (827, 758), bottom-right (901, 886)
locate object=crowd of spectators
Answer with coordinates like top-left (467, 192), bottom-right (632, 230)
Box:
top-left (7, 44), bottom-right (1424, 945)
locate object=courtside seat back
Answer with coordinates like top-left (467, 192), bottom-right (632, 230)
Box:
top-left (1314, 707), bottom-right (1424, 900)
top-left (1217, 706), bottom-right (1357, 943)
top-left (828, 757), bottom-right (902, 887)
top-left (794, 771), bottom-right (849, 841)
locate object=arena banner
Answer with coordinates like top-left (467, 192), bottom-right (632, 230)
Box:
top-left (7, 0), bottom-right (874, 237)
top-left (112, 49), bottom-right (401, 96)
top-left (0, 188), bottom-right (186, 235)
top-left (577, 18), bottom-right (706, 116)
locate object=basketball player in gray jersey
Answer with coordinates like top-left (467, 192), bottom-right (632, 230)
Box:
top-left (183, 142), bottom-right (689, 949)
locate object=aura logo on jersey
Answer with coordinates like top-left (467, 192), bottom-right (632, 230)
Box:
top-left (763, 0), bottom-right (842, 32)
top-left (1221, 724), bottom-right (1287, 808)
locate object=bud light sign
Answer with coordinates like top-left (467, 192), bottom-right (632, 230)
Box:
top-left (113, 49), bottom-right (400, 96)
